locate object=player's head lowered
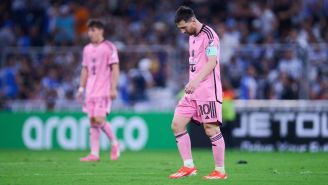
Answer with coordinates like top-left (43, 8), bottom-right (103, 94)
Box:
top-left (175, 6), bottom-right (198, 36)
top-left (87, 19), bottom-right (105, 43)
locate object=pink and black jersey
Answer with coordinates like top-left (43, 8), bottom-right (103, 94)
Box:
top-left (187, 25), bottom-right (222, 103)
top-left (82, 40), bottom-right (119, 99)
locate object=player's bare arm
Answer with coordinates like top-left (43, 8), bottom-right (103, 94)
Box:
top-left (77, 66), bottom-right (88, 101)
top-left (185, 56), bottom-right (216, 94)
top-left (110, 63), bottom-right (119, 100)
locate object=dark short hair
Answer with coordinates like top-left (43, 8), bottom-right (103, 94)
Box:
top-left (87, 19), bottom-right (105, 29)
top-left (175, 6), bottom-right (195, 23)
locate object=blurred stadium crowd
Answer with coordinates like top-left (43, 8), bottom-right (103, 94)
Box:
top-left (0, 0), bottom-right (327, 110)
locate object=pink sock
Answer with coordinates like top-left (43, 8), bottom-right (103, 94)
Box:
top-left (210, 132), bottom-right (225, 167)
top-left (175, 130), bottom-right (192, 161)
top-left (100, 122), bottom-right (118, 143)
top-left (90, 124), bottom-right (100, 156)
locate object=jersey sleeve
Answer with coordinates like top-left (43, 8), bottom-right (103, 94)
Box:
top-left (204, 33), bottom-right (220, 57)
top-left (108, 44), bottom-right (119, 65)
top-left (82, 47), bottom-right (88, 67)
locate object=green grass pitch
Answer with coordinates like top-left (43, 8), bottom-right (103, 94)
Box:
top-left (0, 149), bottom-right (327, 185)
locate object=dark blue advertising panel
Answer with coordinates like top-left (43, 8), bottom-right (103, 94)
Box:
top-left (190, 101), bottom-right (328, 152)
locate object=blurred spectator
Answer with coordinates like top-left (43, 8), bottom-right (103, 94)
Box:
top-left (278, 49), bottom-right (302, 80)
top-left (256, 1), bottom-right (277, 36)
top-left (217, 23), bottom-right (240, 65)
top-left (280, 72), bottom-right (299, 99)
top-left (16, 26), bottom-right (31, 47)
top-left (29, 25), bottom-right (44, 46)
top-left (16, 56), bottom-right (35, 99)
top-left (240, 65), bottom-right (257, 99)
top-left (128, 57), bottom-right (154, 103)
top-left (41, 67), bottom-right (60, 90)
top-left (226, 56), bottom-right (244, 89)
top-left (257, 58), bottom-right (273, 99)
top-left (273, 0), bottom-right (301, 39)
top-left (0, 22), bottom-right (15, 51)
top-left (71, 1), bottom-right (90, 39)
top-left (53, 5), bottom-right (75, 44)
top-left (0, 56), bottom-right (18, 99)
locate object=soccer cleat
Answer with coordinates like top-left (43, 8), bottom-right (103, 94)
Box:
top-left (110, 143), bottom-right (120, 160)
top-left (79, 154), bottom-right (100, 162)
top-left (203, 170), bottom-right (228, 180)
top-left (169, 166), bottom-right (197, 179)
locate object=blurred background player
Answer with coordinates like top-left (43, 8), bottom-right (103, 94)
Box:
top-left (77, 19), bottom-right (120, 162)
top-left (169, 6), bottom-right (227, 180)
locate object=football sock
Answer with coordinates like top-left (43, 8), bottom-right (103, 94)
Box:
top-left (100, 122), bottom-right (118, 144)
top-left (215, 166), bottom-right (225, 174)
top-left (90, 124), bottom-right (100, 157)
top-left (175, 130), bottom-right (193, 167)
top-left (184, 159), bottom-right (195, 168)
top-left (210, 132), bottom-right (225, 173)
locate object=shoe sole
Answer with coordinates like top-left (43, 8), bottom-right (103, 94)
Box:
top-left (80, 160), bottom-right (100, 162)
top-left (203, 176), bottom-right (228, 180)
top-left (169, 171), bottom-right (197, 179)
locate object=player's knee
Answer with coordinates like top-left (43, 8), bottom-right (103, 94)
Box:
top-left (204, 128), bottom-right (215, 137)
top-left (171, 121), bottom-right (183, 134)
top-left (90, 122), bottom-right (98, 126)
top-left (171, 122), bottom-right (178, 133)
top-left (90, 118), bottom-right (96, 125)
top-left (204, 125), bottom-right (217, 137)
top-left (94, 119), bottom-right (103, 124)
top-left (91, 117), bottom-right (104, 125)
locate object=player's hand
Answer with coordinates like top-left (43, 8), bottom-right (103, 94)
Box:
top-left (110, 89), bottom-right (118, 100)
top-left (184, 80), bottom-right (199, 94)
top-left (76, 87), bottom-right (84, 102)
top-left (76, 92), bottom-right (83, 101)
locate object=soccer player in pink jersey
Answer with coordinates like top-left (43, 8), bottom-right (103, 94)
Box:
top-left (77, 19), bottom-right (120, 162)
top-left (169, 6), bottom-right (227, 180)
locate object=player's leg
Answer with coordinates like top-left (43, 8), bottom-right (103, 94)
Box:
top-left (94, 116), bottom-right (120, 160)
top-left (80, 117), bottom-right (101, 162)
top-left (169, 97), bottom-right (197, 179)
top-left (172, 115), bottom-right (193, 167)
top-left (80, 100), bottom-right (100, 162)
top-left (94, 116), bottom-right (117, 143)
top-left (169, 115), bottom-right (197, 178)
top-left (198, 101), bottom-right (227, 179)
top-left (203, 123), bottom-right (227, 179)
top-left (93, 98), bottom-right (118, 144)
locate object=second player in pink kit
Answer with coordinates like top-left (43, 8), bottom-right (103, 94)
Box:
top-left (169, 6), bottom-right (227, 180)
top-left (77, 19), bottom-right (120, 162)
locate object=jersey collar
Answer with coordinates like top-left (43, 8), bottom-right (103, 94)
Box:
top-left (194, 24), bottom-right (205, 37)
